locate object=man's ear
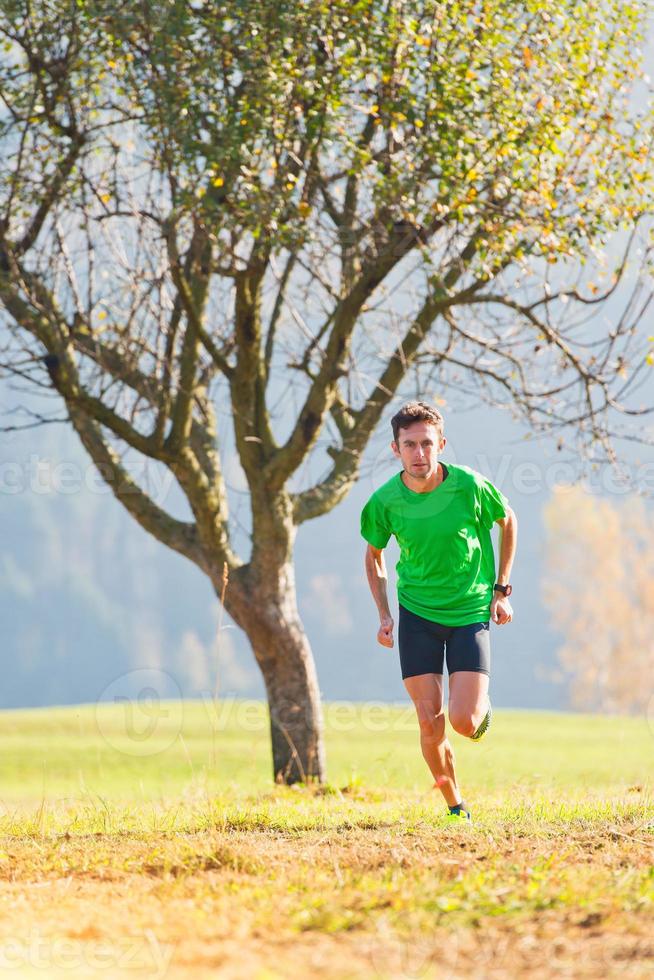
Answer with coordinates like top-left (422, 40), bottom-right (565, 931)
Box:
top-left (440, 436), bottom-right (447, 451)
top-left (391, 440), bottom-right (400, 458)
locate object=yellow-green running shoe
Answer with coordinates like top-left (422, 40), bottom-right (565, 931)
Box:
top-left (470, 699), bottom-right (492, 741)
top-left (447, 802), bottom-right (472, 822)
top-left (446, 812), bottom-right (472, 825)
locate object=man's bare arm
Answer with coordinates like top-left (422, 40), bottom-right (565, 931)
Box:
top-left (365, 543), bottom-right (391, 618)
top-left (495, 506), bottom-right (517, 586)
top-left (490, 506), bottom-right (517, 625)
top-left (364, 543), bottom-right (394, 647)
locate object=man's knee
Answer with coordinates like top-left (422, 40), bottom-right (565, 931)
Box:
top-left (448, 709), bottom-right (476, 737)
top-left (417, 709), bottom-right (446, 742)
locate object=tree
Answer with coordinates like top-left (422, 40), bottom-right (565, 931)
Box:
top-left (0, 0), bottom-right (653, 781)
top-left (543, 485), bottom-right (654, 713)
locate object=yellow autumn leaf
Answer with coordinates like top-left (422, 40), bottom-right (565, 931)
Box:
top-left (522, 47), bottom-right (534, 68)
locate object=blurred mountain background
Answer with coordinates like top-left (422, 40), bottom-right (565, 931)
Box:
top-left (2, 383), bottom-right (650, 712)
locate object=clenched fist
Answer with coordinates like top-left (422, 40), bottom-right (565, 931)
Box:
top-left (490, 595), bottom-right (513, 625)
top-left (377, 615), bottom-right (394, 648)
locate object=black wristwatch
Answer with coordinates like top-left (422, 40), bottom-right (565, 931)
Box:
top-left (493, 583), bottom-right (513, 597)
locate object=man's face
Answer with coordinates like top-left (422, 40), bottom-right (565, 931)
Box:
top-left (391, 421), bottom-right (446, 480)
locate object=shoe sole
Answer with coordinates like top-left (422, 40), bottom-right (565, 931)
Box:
top-left (470, 701), bottom-right (492, 741)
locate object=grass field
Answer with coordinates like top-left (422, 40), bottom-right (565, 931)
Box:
top-left (0, 700), bottom-right (652, 978)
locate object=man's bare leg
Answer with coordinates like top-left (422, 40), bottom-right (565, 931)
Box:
top-left (403, 672), bottom-right (462, 807)
top-left (448, 671), bottom-right (490, 737)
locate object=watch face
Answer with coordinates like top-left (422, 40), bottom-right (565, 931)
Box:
top-left (505, 584), bottom-right (512, 597)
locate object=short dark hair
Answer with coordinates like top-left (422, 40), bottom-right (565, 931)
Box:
top-left (391, 401), bottom-right (444, 443)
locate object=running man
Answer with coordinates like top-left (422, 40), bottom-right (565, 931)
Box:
top-left (361, 401), bottom-right (517, 822)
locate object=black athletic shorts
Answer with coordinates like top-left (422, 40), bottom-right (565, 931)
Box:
top-left (398, 604), bottom-right (491, 680)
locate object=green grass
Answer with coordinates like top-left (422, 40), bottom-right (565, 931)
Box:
top-left (0, 702), bottom-right (652, 978)
top-left (0, 699), bottom-right (651, 804)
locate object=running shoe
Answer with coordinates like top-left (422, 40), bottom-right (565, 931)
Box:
top-left (447, 802), bottom-right (472, 822)
top-left (470, 699), bottom-right (492, 741)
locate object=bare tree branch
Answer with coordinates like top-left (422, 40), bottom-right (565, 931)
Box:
top-left (68, 404), bottom-right (205, 569)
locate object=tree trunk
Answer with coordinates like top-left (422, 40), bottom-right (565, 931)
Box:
top-left (254, 615), bottom-right (326, 785)
top-left (220, 561), bottom-right (326, 784)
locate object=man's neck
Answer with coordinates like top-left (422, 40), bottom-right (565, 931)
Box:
top-left (401, 461), bottom-right (444, 494)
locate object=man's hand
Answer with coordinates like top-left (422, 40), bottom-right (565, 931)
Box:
top-left (377, 615), bottom-right (394, 648)
top-left (490, 594), bottom-right (513, 625)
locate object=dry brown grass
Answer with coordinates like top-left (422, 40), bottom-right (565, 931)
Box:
top-left (0, 796), bottom-right (652, 979)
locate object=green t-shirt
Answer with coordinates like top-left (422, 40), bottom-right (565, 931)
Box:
top-left (360, 462), bottom-right (509, 626)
